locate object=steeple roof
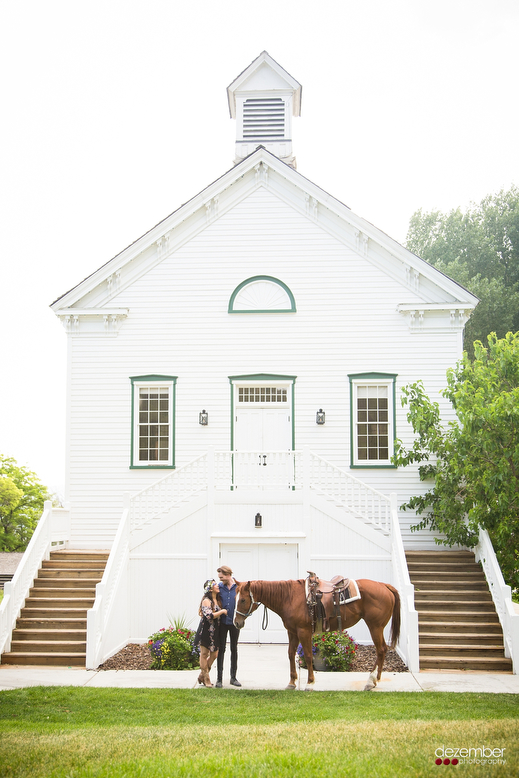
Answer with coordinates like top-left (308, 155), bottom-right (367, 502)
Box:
top-left (227, 52), bottom-right (302, 168)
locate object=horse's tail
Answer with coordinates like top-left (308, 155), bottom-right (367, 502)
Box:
top-left (385, 584), bottom-right (401, 649)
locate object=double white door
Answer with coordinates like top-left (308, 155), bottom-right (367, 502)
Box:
top-left (220, 543), bottom-right (298, 642)
top-left (234, 407), bottom-right (293, 487)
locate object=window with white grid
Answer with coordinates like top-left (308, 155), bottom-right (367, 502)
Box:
top-left (349, 374), bottom-right (396, 467)
top-left (131, 376), bottom-right (176, 468)
top-left (238, 386), bottom-right (288, 404)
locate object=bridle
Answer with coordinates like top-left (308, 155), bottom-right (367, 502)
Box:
top-left (235, 586), bottom-right (269, 630)
top-left (235, 587), bottom-right (258, 619)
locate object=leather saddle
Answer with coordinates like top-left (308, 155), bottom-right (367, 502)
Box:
top-left (306, 571), bottom-right (355, 633)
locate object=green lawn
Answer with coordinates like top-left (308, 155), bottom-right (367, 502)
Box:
top-left (0, 687), bottom-right (517, 777)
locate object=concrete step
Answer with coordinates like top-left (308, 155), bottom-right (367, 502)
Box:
top-left (1, 652), bottom-right (86, 666)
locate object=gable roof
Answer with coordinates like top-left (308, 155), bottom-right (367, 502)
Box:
top-left (51, 145), bottom-right (478, 314)
top-left (227, 51), bottom-right (302, 119)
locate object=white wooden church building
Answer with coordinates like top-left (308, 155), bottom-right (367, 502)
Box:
top-left (3, 53), bottom-right (518, 672)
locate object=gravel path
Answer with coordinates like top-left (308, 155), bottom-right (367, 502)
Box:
top-left (99, 643), bottom-right (408, 672)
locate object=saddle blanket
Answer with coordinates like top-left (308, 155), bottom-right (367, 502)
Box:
top-left (337, 578), bottom-right (361, 604)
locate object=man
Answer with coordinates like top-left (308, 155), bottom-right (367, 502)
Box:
top-left (216, 565), bottom-right (241, 687)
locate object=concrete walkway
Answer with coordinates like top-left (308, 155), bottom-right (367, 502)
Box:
top-left (1, 644), bottom-right (518, 693)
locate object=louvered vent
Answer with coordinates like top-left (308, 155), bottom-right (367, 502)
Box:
top-left (243, 97), bottom-right (285, 140)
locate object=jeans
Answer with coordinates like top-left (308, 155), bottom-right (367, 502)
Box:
top-left (217, 622), bottom-right (240, 680)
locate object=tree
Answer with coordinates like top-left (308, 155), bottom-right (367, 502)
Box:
top-left (406, 186), bottom-right (519, 358)
top-left (0, 456), bottom-right (50, 551)
top-left (392, 332), bottom-right (519, 591)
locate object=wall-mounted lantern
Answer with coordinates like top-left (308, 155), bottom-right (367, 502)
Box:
top-left (255, 512), bottom-right (262, 528)
top-left (199, 410), bottom-right (208, 426)
top-left (316, 409), bottom-right (325, 425)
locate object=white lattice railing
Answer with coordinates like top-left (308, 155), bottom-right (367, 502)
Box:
top-left (389, 493), bottom-right (419, 672)
top-left (299, 449), bottom-right (392, 533)
top-left (475, 528), bottom-right (519, 674)
top-left (86, 499), bottom-right (130, 669)
top-left (0, 501), bottom-right (70, 658)
top-left (129, 448), bottom-right (393, 535)
top-left (130, 453), bottom-right (208, 532)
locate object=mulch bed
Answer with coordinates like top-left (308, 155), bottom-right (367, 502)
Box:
top-left (98, 643), bottom-right (408, 672)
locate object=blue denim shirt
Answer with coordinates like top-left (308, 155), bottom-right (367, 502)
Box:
top-left (218, 581), bottom-right (237, 625)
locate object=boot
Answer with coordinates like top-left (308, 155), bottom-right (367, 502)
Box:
top-left (202, 671), bottom-right (213, 687)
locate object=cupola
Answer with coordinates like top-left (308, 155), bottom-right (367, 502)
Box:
top-left (227, 51), bottom-right (302, 169)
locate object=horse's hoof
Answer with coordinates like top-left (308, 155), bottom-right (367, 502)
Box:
top-left (363, 681), bottom-right (375, 691)
top-left (285, 684), bottom-right (296, 690)
top-left (304, 684), bottom-right (316, 691)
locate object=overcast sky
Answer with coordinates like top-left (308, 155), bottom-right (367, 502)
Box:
top-left (1, 0), bottom-right (518, 498)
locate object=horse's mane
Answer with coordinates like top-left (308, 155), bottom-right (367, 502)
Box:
top-left (250, 579), bottom-right (303, 610)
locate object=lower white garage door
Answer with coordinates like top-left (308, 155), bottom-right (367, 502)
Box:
top-left (219, 543), bottom-right (298, 643)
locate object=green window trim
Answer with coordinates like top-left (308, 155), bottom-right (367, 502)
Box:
top-left (228, 276), bottom-right (296, 313)
top-left (130, 375), bottom-right (177, 469)
top-left (348, 372), bottom-right (397, 469)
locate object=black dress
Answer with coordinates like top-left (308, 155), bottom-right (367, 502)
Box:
top-left (200, 602), bottom-right (220, 652)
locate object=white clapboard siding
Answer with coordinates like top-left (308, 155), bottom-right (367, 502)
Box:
top-left (65, 185), bottom-right (463, 553)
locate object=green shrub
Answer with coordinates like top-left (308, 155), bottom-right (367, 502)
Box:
top-left (297, 631), bottom-right (357, 671)
top-left (148, 626), bottom-right (200, 670)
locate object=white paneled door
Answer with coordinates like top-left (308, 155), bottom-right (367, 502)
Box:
top-left (220, 543), bottom-right (298, 642)
top-left (234, 406), bottom-right (293, 487)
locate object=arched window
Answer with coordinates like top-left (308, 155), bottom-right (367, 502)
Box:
top-left (228, 276), bottom-right (296, 313)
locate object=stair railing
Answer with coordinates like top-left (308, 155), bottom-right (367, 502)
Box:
top-left (475, 527), bottom-right (519, 674)
top-left (299, 448), bottom-right (391, 533)
top-left (389, 493), bottom-right (419, 672)
top-left (129, 453), bottom-right (208, 533)
top-left (0, 501), bottom-right (70, 658)
top-left (86, 496), bottom-right (130, 669)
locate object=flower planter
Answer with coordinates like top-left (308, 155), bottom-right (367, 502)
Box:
top-left (311, 654), bottom-right (328, 672)
top-left (297, 630), bottom-right (357, 672)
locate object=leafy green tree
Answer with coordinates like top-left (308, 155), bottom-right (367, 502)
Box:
top-left (0, 456), bottom-right (50, 551)
top-left (406, 186), bottom-right (519, 358)
top-left (393, 332), bottom-right (519, 591)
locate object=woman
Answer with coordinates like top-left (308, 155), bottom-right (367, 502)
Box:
top-left (197, 579), bottom-right (227, 687)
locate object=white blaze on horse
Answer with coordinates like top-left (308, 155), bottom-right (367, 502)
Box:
top-left (233, 575), bottom-right (401, 691)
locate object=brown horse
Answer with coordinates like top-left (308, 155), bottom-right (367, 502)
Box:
top-left (233, 578), bottom-right (400, 690)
